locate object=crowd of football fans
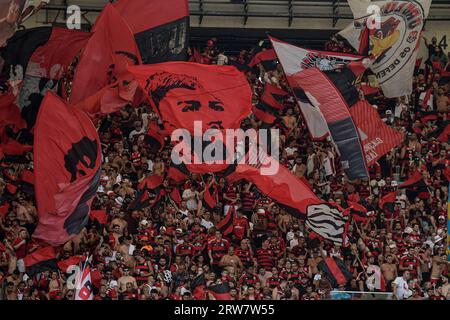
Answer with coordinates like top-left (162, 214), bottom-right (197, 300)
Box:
top-left (0, 35), bottom-right (449, 300)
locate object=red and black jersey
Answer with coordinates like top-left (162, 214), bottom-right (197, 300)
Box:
top-left (233, 216), bottom-right (249, 240)
top-left (241, 191), bottom-right (257, 212)
top-left (400, 254), bottom-right (420, 275)
top-left (256, 248), bottom-right (274, 271)
top-left (266, 276), bottom-right (282, 288)
top-left (224, 186), bottom-right (238, 205)
top-left (238, 272), bottom-right (259, 286)
top-left (207, 238), bottom-right (230, 264)
top-left (135, 263), bottom-right (151, 284)
top-left (235, 247), bottom-right (253, 267)
top-left (175, 243), bottom-right (194, 256)
top-left (131, 152), bottom-right (141, 166)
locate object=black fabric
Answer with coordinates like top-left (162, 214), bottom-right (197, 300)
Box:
top-left (324, 68), bottom-right (360, 107)
top-left (134, 16), bottom-right (189, 64)
top-left (0, 27), bottom-right (52, 79)
top-left (27, 259), bottom-right (59, 276)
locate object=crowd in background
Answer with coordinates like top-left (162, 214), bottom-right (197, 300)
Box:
top-left (0, 34), bottom-right (449, 300)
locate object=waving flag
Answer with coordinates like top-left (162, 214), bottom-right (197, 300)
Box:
top-left (270, 37), bottom-right (361, 141)
top-left (291, 66), bottom-right (369, 180)
top-left (208, 283), bottom-right (231, 300)
top-left (229, 151), bottom-right (348, 243)
top-left (129, 62), bottom-right (252, 133)
top-left (70, 4), bottom-right (142, 106)
top-left (114, 0), bottom-right (189, 64)
top-left (217, 206), bottom-right (235, 236)
top-left (318, 257), bottom-right (353, 288)
top-left (18, 246), bottom-right (58, 276)
top-left (366, 265), bottom-right (386, 291)
top-left (339, 0), bottom-right (431, 97)
top-left (33, 92), bottom-right (101, 246)
top-left (75, 257), bottom-right (93, 300)
top-left (350, 100), bottom-right (404, 165)
top-left (17, 27), bottom-right (90, 129)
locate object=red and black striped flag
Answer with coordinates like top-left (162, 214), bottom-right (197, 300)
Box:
top-left (18, 246), bottom-right (58, 276)
top-left (260, 83), bottom-right (288, 110)
top-left (318, 257), bottom-right (353, 288)
top-left (216, 206), bottom-right (235, 236)
top-left (203, 183), bottom-right (218, 212)
top-left (191, 273), bottom-right (207, 300)
top-left (399, 171), bottom-right (430, 201)
top-left (248, 49), bottom-right (277, 71)
top-left (380, 191), bottom-right (397, 213)
top-left (208, 282), bottom-right (231, 300)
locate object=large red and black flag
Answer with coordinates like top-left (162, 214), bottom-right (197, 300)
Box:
top-left (228, 151), bottom-right (348, 243)
top-left (289, 65), bottom-right (369, 180)
top-left (114, 0), bottom-right (189, 65)
top-left (129, 62), bottom-right (252, 133)
top-left (270, 36), bottom-right (362, 141)
top-left (0, 27), bottom-right (52, 90)
top-left (17, 27), bottom-right (90, 129)
top-left (318, 257), bottom-right (353, 288)
top-left (33, 92), bottom-right (102, 246)
top-left (129, 62), bottom-right (252, 174)
top-left (57, 255), bottom-right (82, 274)
top-left (399, 170), bottom-right (430, 201)
top-left (349, 100), bottom-right (404, 165)
top-left (216, 205), bottom-right (235, 236)
top-left (18, 246), bottom-right (58, 276)
top-left (70, 3), bottom-right (142, 108)
top-left (208, 282), bottom-right (231, 300)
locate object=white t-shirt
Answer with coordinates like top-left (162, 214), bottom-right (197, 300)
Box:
top-left (393, 276), bottom-right (412, 299)
top-left (200, 219), bottom-right (214, 230)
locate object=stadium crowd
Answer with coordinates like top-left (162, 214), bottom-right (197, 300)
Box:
top-left (0, 35), bottom-right (449, 301)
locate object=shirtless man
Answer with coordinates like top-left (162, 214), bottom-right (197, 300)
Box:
top-left (110, 211), bottom-right (128, 238)
top-left (117, 236), bottom-right (136, 268)
top-left (430, 250), bottom-right (448, 284)
top-left (118, 268), bottom-right (138, 293)
top-left (381, 254), bottom-right (398, 290)
top-left (283, 108), bottom-right (297, 132)
top-left (219, 247), bottom-right (243, 274)
top-left (435, 88), bottom-right (449, 113)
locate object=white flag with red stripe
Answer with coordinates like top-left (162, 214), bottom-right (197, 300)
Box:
top-left (75, 256), bottom-right (93, 300)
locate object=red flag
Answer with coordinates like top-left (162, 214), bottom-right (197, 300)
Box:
top-left (128, 62), bottom-right (252, 134)
top-left (57, 256), bottom-right (81, 273)
top-left (89, 210), bottom-right (108, 225)
top-left (75, 258), bottom-right (93, 300)
top-left (33, 92), bottom-right (101, 246)
top-left (203, 184), bottom-right (217, 212)
top-left (0, 203), bottom-right (10, 218)
top-left (170, 187), bottom-right (182, 206)
top-left (18, 27), bottom-right (90, 129)
top-left (70, 4), bottom-right (142, 106)
top-left (138, 174), bottom-right (164, 190)
top-left (260, 83), bottom-right (288, 110)
top-left (350, 100), bottom-right (404, 165)
top-left (229, 152), bottom-right (348, 243)
top-left (380, 191), bottom-right (397, 211)
top-left (1, 138), bottom-right (32, 156)
top-left (216, 206), bottom-right (235, 236)
top-left (208, 283), bottom-right (231, 300)
top-left (248, 49), bottom-right (277, 68)
top-left (20, 169), bottom-right (35, 185)
top-left (318, 257), bottom-right (353, 287)
top-left (114, 0), bottom-right (189, 64)
top-left (20, 246), bottom-right (58, 276)
top-left (6, 183), bottom-right (17, 194)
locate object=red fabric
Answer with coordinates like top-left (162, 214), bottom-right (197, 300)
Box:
top-left (20, 169), bottom-right (35, 185)
top-left (70, 4), bottom-right (142, 105)
top-left (23, 246), bottom-right (56, 267)
top-left (216, 206), bottom-right (235, 236)
top-left (324, 257), bottom-right (347, 286)
top-left (129, 62), bottom-right (252, 134)
top-left (252, 105), bottom-right (276, 124)
top-left (26, 28), bottom-right (90, 81)
top-left (0, 203), bottom-right (10, 218)
top-left (33, 92), bottom-right (101, 246)
top-left (90, 210), bottom-right (108, 225)
top-left (260, 83), bottom-right (288, 110)
top-left (1, 139), bottom-right (32, 156)
top-left (6, 183), bottom-right (17, 194)
top-left (170, 187), bottom-right (182, 205)
top-left (380, 191), bottom-right (397, 209)
top-left (350, 100), bottom-right (404, 165)
top-left (248, 49), bottom-right (277, 68)
top-left (0, 93), bottom-right (26, 130)
top-left (114, 0), bottom-right (188, 35)
top-left (57, 256), bottom-right (81, 273)
top-left (438, 124), bottom-right (450, 143)
top-left (138, 174), bottom-right (164, 190)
